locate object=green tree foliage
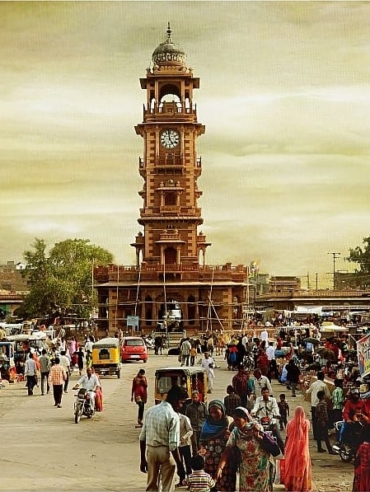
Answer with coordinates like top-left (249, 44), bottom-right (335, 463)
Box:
top-left (19, 238), bottom-right (114, 319)
top-left (346, 235), bottom-right (370, 289)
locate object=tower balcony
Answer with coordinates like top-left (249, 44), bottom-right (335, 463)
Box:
top-left (94, 263), bottom-right (249, 284)
top-left (143, 102), bottom-right (198, 122)
top-left (139, 156), bottom-right (202, 172)
top-left (139, 206), bottom-right (202, 217)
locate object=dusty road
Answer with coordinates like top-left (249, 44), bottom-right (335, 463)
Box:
top-left (0, 352), bottom-right (354, 491)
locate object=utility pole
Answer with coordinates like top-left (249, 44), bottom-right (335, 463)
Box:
top-left (328, 252), bottom-right (341, 290)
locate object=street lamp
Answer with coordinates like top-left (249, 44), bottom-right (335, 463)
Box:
top-left (328, 252), bottom-right (341, 290)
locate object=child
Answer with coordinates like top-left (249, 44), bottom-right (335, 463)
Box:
top-left (190, 344), bottom-right (197, 366)
top-left (183, 455), bottom-right (215, 492)
top-left (175, 413), bottom-right (193, 487)
top-left (278, 393), bottom-right (289, 430)
top-left (224, 385), bottom-right (241, 417)
top-left (315, 390), bottom-right (335, 454)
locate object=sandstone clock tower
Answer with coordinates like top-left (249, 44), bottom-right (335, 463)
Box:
top-left (132, 23), bottom-right (210, 270)
top-left (95, 26), bottom-right (248, 335)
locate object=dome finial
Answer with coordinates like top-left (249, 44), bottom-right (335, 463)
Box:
top-left (152, 23), bottom-right (186, 68)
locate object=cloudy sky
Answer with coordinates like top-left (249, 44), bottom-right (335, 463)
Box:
top-left (1, 1), bottom-right (370, 286)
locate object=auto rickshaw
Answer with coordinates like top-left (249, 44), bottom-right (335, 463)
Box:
top-left (92, 337), bottom-right (121, 378)
top-left (0, 341), bottom-right (16, 381)
top-left (154, 366), bottom-right (208, 406)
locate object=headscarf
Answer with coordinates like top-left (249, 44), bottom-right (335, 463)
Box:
top-left (284, 406), bottom-right (312, 490)
top-left (200, 400), bottom-right (228, 441)
top-left (286, 406), bottom-right (309, 442)
top-left (233, 407), bottom-right (261, 440)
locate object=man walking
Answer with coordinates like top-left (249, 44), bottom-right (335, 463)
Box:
top-left (185, 390), bottom-right (208, 455)
top-left (266, 341), bottom-right (277, 380)
top-left (232, 363), bottom-right (251, 407)
top-left (48, 357), bottom-right (67, 408)
top-left (306, 370), bottom-right (331, 442)
top-left (139, 385), bottom-right (188, 492)
top-left (24, 353), bottom-right (37, 396)
top-left (201, 352), bottom-right (215, 394)
top-left (180, 338), bottom-right (192, 367)
top-left (39, 349), bottom-right (51, 396)
top-left (286, 359), bottom-right (301, 397)
top-left (59, 350), bottom-right (71, 393)
top-left (253, 368), bottom-right (273, 398)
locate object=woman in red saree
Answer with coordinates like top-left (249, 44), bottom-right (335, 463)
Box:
top-left (352, 426), bottom-right (370, 492)
top-left (284, 406), bottom-right (312, 492)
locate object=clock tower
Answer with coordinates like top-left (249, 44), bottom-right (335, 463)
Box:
top-left (95, 26), bottom-right (248, 335)
top-left (132, 23), bottom-right (211, 270)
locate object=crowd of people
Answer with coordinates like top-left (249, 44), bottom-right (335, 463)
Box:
top-left (19, 332), bottom-right (103, 411)
top-left (138, 326), bottom-right (370, 492)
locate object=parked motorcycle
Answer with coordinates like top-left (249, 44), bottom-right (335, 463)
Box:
top-left (143, 336), bottom-right (155, 350)
top-left (73, 388), bottom-right (95, 424)
top-left (332, 420), bottom-right (363, 462)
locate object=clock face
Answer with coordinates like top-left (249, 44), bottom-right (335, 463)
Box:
top-left (160, 129), bottom-right (180, 149)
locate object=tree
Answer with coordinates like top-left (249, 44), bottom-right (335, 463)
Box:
top-left (346, 235), bottom-right (370, 289)
top-left (19, 238), bottom-right (114, 319)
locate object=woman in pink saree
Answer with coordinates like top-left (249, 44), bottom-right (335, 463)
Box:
top-left (284, 406), bottom-right (312, 492)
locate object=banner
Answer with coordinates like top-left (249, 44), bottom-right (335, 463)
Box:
top-left (357, 333), bottom-right (370, 378)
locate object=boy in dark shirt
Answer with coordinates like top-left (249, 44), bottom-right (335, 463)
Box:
top-left (278, 393), bottom-right (289, 430)
top-left (224, 385), bottom-right (241, 417)
top-left (316, 390), bottom-right (335, 454)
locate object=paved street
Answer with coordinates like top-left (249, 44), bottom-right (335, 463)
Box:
top-left (0, 352), bottom-right (354, 491)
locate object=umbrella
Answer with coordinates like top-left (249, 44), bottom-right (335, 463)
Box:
top-left (304, 337), bottom-right (321, 345)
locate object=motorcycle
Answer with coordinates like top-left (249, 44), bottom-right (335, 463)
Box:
top-left (253, 409), bottom-right (285, 455)
top-left (243, 353), bottom-right (255, 371)
top-left (73, 388), bottom-right (95, 424)
top-left (332, 420), bottom-right (363, 462)
top-left (143, 336), bottom-right (155, 350)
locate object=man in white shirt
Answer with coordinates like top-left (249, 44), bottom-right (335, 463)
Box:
top-left (260, 328), bottom-right (269, 343)
top-left (306, 370), bottom-right (331, 441)
top-left (201, 352), bottom-right (215, 393)
top-left (73, 367), bottom-right (100, 410)
top-left (251, 386), bottom-right (285, 454)
top-left (253, 368), bottom-right (273, 398)
top-left (241, 334), bottom-right (248, 353)
top-left (59, 350), bottom-right (71, 393)
top-left (84, 338), bottom-right (94, 353)
top-left (266, 342), bottom-right (277, 380)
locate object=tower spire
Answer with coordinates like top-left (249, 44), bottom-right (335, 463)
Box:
top-left (167, 22), bottom-right (172, 40)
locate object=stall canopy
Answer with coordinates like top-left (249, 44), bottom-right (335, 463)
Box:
top-left (320, 322), bottom-right (348, 333)
top-left (294, 306), bottom-right (323, 315)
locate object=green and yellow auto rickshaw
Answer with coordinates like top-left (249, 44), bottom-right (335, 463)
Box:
top-left (154, 366), bottom-right (208, 405)
top-left (91, 337), bottom-right (121, 378)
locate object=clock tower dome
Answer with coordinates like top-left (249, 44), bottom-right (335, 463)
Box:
top-left (132, 23), bottom-right (211, 270)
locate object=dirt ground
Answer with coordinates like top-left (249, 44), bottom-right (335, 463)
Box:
top-left (0, 352), bottom-right (354, 491)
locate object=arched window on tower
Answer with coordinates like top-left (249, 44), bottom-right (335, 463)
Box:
top-left (165, 192), bottom-right (177, 206)
top-left (165, 247), bottom-right (177, 264)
